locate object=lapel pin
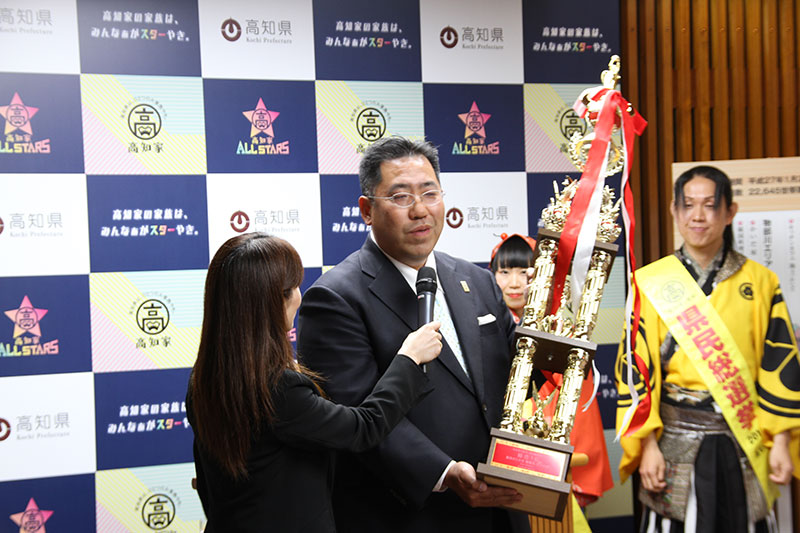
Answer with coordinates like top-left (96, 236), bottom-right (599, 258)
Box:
top-left (460, 280), bottom-right (470, 293)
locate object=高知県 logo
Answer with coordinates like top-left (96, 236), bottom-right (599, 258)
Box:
top-left (221, 18), bottom-right (241, 41)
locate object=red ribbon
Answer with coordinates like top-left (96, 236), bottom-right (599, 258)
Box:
top-left (621, 150), bottom-right (650, 436)
top-left (549, 90), bottom-right (644, 315)
top-left (545, 88), bottom-right (651, 435)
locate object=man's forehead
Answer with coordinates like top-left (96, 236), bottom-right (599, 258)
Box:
top-left (383, 177), bottom-right (439, 191)
top-left (378, 157), bottom-right (439, 189)
top-left (379, 154), bottom-right (432, 171)
top-left (681, 192), bottom-right (716, 200)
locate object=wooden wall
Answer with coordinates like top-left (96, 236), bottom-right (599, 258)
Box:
top-left (620, 0), bottom-right (800, 263)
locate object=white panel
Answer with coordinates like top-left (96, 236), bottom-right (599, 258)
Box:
top-left (419, 0), bottom-right (524, 84)
top-left (197, 0), bottom-right (316, 80)
top-left (436, 171), bottom-right (528, 262)
top-left (206, 173), bottom-right (323, 268)
top-left (733, 211), bottom-right (800, 331)
top-left (0, 174), bottom-right (90, 277)
top-left (0, 372), bottom-right (96, 481)
top-left (0, 1), bottom-right (81, 74)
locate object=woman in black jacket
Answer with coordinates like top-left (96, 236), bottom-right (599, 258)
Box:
top-left (187, 233), bottom-right (441, 532)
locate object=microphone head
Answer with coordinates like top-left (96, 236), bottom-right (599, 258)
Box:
top-left (416, 266), bottom-right (438, 294)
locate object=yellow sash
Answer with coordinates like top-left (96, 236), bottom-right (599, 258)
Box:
top-left (637, 255), bottom-right (777, 507)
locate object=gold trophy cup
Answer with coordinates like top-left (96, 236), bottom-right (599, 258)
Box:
top-left (477, 56), bottom-right (626, 520)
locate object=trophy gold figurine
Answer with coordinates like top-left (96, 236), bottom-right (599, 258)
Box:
top-left (477, 56), bottom-right (633, 520)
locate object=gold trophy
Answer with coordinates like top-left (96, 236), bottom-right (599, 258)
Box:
top-left (477, 56), bottom-right (627, 520)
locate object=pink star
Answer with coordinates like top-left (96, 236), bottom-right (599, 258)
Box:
top-left (9, 498), bottom-right (53, 533)
top-left (0, 93), bottom-right (39, 136)
top-left (242, 98), bottom-right (280, 138)
top-left (458, 101), bottom-right (491, 139)
top-left (5, 295), bottom-right (48, 339)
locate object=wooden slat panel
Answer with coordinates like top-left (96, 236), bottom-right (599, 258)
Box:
top-left (626, 0), bottom-right (799, 266)
top-left (728, 0), bottom-right (748, 159)
top-left (693, 0), bottom-right (712, 161)
top-left (744, 0), bottom-right (765, 158)
top-left (621, 0), bottom-right (646, 262)
top-left (674, 0), bottom-right (693, 162)
top-left (658, 0), bottom-right (676, 255)
top-left (710, 0), bottom-right (731, 159)
top-left (778, 0), bottom-right (797, 156)
top-left (762, 0), bottom-right (780, 157)
top-left (640, 0), bottom-right (662, 264)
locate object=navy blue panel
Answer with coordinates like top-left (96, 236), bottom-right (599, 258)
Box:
top-left (87, 175), bottom-right (209, 272)
top-left (313, 0), bottom-right (421, 81)
top-left (424, 83), bottom-right (524, 172)
top-left (77, 0), bottom-right (201, 76)
top-left (0, 74), bottom-right (84, 173)
top-left (320, 174), bottom-right (369, 266)
top-left (523, 1), bottom-right (620, 83)
top-left (94, 367), bottom-right (193, 469)
top-left (0, 275), bottom-right (91, 377)
top-left (0, 474), bottom-right (96, 533)
top-left (204, 79), bottom-right (318, 173)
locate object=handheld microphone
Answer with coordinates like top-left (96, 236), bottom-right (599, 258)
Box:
top-left (416, 267), bottom-right (438, 372)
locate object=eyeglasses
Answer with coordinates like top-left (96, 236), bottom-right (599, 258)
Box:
top-left (367, 190), bottom-right (445, 208)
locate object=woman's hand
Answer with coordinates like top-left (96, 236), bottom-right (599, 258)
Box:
top-left (639, 432), bottom-right (667, 492)
top-left (399, 322), bottom-right (442, 365)
top-left (769, 431), bottom-right (794, 485)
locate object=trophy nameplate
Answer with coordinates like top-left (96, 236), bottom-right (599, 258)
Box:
top-left (477, 428), bottom-right (572, 519)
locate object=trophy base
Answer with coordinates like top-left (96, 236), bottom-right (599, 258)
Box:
top-left (477, 428), bottom-right (573, 520)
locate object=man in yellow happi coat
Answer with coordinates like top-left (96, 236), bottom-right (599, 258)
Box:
top-left (615, 165), bottom-right (800, 533)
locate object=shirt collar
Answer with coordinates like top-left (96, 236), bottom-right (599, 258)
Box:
top-left (678, 244), bottom-right (726, 279)
top-left (369, 231), bottom-right (441, 293)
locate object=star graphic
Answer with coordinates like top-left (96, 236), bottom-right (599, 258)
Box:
top-left (458, 101), bottom-right (491, 139)
top-left (4, 295), bottom-right (48, 339)
top-left (0, 93), bottom-right (39, 136)
top-left (242, 98), bottom-right (280, 138)
top-left (9, 498), bottom-right (53, 533)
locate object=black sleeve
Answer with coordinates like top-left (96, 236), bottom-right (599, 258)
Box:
top-left (271, 354), bottom-right (432, 452)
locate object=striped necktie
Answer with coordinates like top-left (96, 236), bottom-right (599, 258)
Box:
top-left (433, 292), bottom-right (469, 378)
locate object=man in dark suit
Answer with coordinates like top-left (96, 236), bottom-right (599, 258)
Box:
top-left (297, 137), bottom-right (530, 533)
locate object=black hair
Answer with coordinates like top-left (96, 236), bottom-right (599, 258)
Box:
top-left (490, 235), bottom-right (535, 271)
top-left (674, 165), bottom-right (735, 250)
top-left (358, 136), bottom-right (440, 197)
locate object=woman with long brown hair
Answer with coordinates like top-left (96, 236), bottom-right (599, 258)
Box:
top-left (187, 233), bottom-right (441, 532)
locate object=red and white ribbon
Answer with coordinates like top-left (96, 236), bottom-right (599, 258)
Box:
top-left (547, 86), bottom-right (649, 433)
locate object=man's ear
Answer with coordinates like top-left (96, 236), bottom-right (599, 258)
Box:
top-left (726, 201), bottom-right (739, 225)
top-left (358, 196), bottom-right (372, 225)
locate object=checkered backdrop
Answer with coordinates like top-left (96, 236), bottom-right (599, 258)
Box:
top-left (0, 1), bottom-right (634, 531)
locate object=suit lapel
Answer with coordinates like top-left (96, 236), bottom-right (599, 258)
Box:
top-left (360, 239), bottom-right (416, 331)
top-left (435, 252), bottom-right (485, 403)
top-left (359, 240), bottom-right (479, 397)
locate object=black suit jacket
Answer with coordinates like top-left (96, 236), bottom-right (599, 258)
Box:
top-left (188, 354), bottom-right (430, 533)
top-left (297, 238), bottom-right (530, 533)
